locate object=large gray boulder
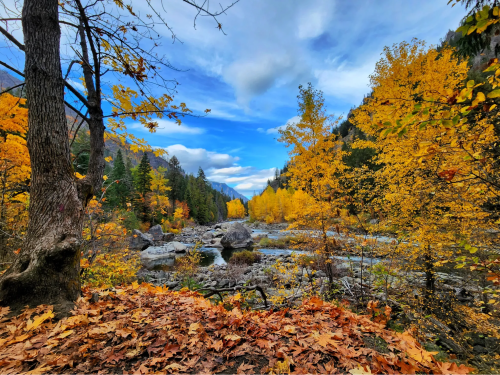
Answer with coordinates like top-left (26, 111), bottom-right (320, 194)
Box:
top-left (221, 222), bottom-right (253, 249)
top-left (140, 246), bottom-right (176, 262)
top-left (148, 224), bottom-right (164, 241)
top-left (164, 241), bottom-right (187, 253)
top-left (129, 229), bottom-right (154, 251)
top-left (140, 242), bottom-right (187, 262)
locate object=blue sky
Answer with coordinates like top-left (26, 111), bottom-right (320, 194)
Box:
top-left (0, 0), bottom-right (467, 198)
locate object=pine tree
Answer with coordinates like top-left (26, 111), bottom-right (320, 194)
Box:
top-left (135, 153), bottom-right (153, 223)
top-left (136, 153), bottom-right (152, 197)
top-left (166, 155), bottom-right (185, 206)
top-left (107, 149), bottom-right (130, 208)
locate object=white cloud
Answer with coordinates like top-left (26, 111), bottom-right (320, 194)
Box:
top-left (157, 144), bottom-right (277, 197)
top-left (68, 79), bottom-right (85, 92)
top-left (314, 60), bottom-right (376, 102)
top-left (161, 144), bottom-right (239, 174)
top-left (258, 115), bottom-right (301, 134)
top-left (296, 1), bottom-right (334, 40)
top-left (130, 119), bottom-right (205, 135)
top-left (234, 182), bottom-right (253, 190)
top-left (210, 166), bottom-right (252, 175)
top-left (209, 167), bottom-right (277, 197)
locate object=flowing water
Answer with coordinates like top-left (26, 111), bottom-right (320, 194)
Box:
top-left (146, 246), bottom-right (381, 271)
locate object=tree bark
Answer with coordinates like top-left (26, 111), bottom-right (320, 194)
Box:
top-left (0, 0), bottom-right (86, 313)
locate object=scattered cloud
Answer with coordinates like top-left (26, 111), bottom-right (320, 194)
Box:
top-left (257, 115), bottom-right (301, 134)
top-left (209, 167), bottom-right (277, 197)
top-left (158, 144), bottom-right (277, 197)
top-left (161, 144), bottom-right (239, 174)
top-left (210, 166), bottom-right (252, 175)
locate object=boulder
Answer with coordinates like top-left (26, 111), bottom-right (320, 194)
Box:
top-left (129, 229), bottom-right (154, 251)
top-left (221, 222), bottom-right (233, 230)
top-left (221, 222), bottom-right (253, 249)
top-left (213, 230), bottom-right (224, 238)
top-left (162, 232), bottom-right (175, 242)
top-left (210, 238), bottom-right (223, 248)
top-left (140, 246), bottom-right (177, 262)
top-left (164, 241), bottom-right (187, 253)
top-left (148, 225), bottom-right (164, 242)
top-left (202, 231), bottom-right (214, 241)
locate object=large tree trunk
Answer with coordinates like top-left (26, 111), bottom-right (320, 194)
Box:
top-left (0, 0), bottom-right (85, 313)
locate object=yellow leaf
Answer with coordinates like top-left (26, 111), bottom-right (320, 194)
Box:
top-left (349, 365), bottom-right (372, 375)
top-left (75, 172), bottom-right (85, 179)
top-left (224, 334), bottom-right (242, 341)
top-left (104, 156), bottom-right (113, 162)
top-left (57, 330), bottom-right (74, 339)
top-left (25, 310), bottom-right (54, 331)
top-left (189, 322), bottom-right (201, 335)
top-left (103, 175), bottom-right (108, 181)
top-left (406, 347), bottom-right (437, 363)
top-left (26, 364), bottom-right (53, 375)
top-left (283, 325), bottom-right (296, 334)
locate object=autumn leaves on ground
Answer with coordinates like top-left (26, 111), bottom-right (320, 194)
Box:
top-left (0, 284), bottom-right (472, 374)
top-left (1, 0), bottom-right (500, 374)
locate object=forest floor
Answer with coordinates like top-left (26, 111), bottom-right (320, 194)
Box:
top-left (0, 283), bottom-right (473, 374)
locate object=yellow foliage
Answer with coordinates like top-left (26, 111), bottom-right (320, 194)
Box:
top-left (81, 249), bottom-right (141, 288)
top-left (0, 94), bottom-right (30, 244)
top-left (226, 199), bottom-right (246, 219)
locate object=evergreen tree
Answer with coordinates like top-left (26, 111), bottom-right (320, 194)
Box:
top-left (107, 149), bottom-right (130, 208)
top-left (166, 155), bottom-right (185, 206)
top-left (135, 153), bottom-right (152, 197)
top-left (135, 153), bottom-right (153, 223)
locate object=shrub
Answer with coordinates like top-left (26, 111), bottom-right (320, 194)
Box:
top-left (120, 210), bottom-right (140, 231)
top-left (174, 245), bottom-right (202, 288)
top-left (229, 250), bottom-right (262, 265)
top-left (81, 249), bottom-right (141, 288)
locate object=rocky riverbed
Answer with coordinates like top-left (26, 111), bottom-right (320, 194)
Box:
top-left (131, 220), bottom-right (486, 307)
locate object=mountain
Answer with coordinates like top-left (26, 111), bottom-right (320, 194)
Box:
top-left (210, 181), bottom-right (248, 202)
top-left (0, 70), bottom-right (22, 90)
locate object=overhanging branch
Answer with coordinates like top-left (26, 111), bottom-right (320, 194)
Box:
top-left (0, 24), bottom-right (25, 51)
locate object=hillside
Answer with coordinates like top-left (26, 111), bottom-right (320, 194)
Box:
top-left (0, 70), bottom-right (22, 90)
top-left (210, 181), bottom-right (248, 202)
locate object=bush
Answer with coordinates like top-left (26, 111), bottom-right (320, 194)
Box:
top-left (81, 249), bottom-right (141, 288)
top-left (120, 210), bottom-right (140, 231)
top-left (229, 250), bottom-right (262, 265)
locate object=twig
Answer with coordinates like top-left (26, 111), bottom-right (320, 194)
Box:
top-left (0, 83), bottom-right (24, 97)
top-left (195, 285), bottom-right (268, 308)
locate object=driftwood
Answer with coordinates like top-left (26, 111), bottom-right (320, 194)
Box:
top-left (195, 285), bottom-right (268, 308)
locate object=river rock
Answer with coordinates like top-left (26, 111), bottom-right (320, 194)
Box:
top-left (211, 238), bottom-right (223, 248)
top-left (165, 241), bottom-right (187, 253)
top-left (202, 231), bottom-right (214, 241)
top-left (221, 223), bottom-right (253, 249)
top-left (163, 232), bottom-right (175, 242)
top-left (140, 246), bottom-right (177, 261)
top-left (129, 229), bottom-right (154, 251)
top-left (148, 225), bottom-right (163, 240)
top-left (213, 230), bottom-right (224, 238)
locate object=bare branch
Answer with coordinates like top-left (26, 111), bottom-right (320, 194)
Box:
top-left (0, 60), bottom-right (23, 77)
top-left (64, 59), bottom-right (81, 80)
top-left (0, 23), bottom-right (24, 50)
top-left (0, 83), bottom-right (24, 97)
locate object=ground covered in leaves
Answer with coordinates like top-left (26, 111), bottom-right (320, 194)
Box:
top-left (0, 283), bottom-right (473, 374)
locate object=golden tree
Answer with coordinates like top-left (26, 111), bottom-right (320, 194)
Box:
top-left (279, 84), bottom-right (347, 253)
top-left (0, 94), bottom-right (29, 261)
top-left (226, 199), bottom-right (246, 219)
top-left (351, 40), bottom-right (497, 308)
